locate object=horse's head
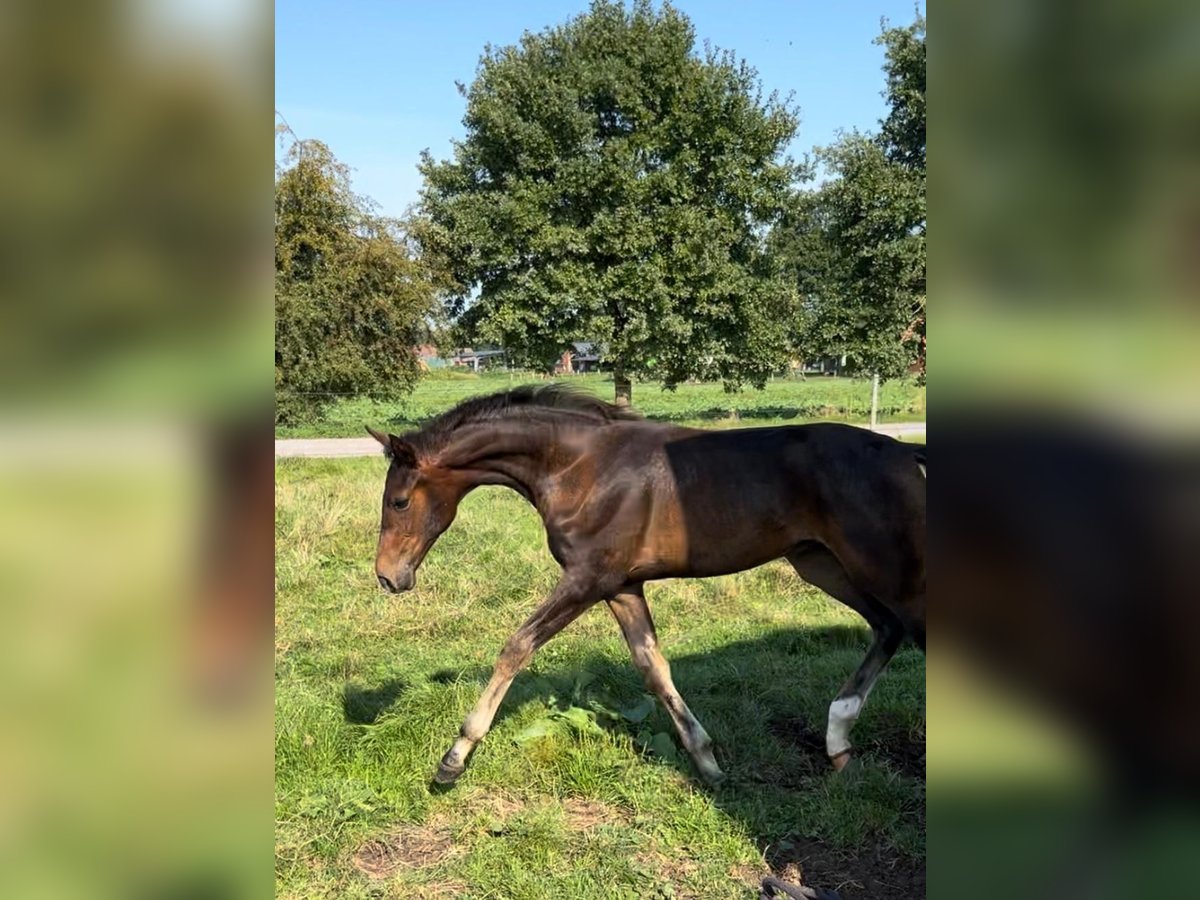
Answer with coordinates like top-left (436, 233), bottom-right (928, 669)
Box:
top-left (366, 427), bottom-right (462, 593)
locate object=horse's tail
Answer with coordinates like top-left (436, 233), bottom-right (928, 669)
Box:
top-left (912, 444), bottom-right (926, 478)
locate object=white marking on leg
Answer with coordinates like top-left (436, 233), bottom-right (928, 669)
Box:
top-left (917, 463), bottom-right (926, 478)
top-left (826, 695), bottom-right (863, 757)
top-left (444, 737), bottom-right (470, 769)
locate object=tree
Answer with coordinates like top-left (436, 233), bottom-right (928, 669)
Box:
top-left (784, 136), bottom-right (923, 377)
top-left (774, 15), bottom-right (925, 379)
top-left (877, 14), bottom-right (926, 370)
top-left (417, 0), bottom-right (799, 405)
top-left (878, 15), bottom-right (926, 176)
top-left (275, 134), bottom-right (437, 423)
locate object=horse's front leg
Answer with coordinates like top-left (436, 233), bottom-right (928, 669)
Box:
top-left (607, 586), bottom-right (724, 784)
top-left (434, 571), bottom-right (600, 784)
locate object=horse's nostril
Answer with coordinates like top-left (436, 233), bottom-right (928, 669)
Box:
top-left (377, 574), bottom-right (396, 593)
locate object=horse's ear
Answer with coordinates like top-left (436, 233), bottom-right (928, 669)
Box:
top-left (366, 426), bottom-right (390, 453)
top-left (388, 436), bottom-right (417, 469)
top-left (365, 426), bottom-right (417, 467)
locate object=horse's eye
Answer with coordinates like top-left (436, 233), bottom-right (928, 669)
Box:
top-left (391, 497), bottom-right (410, 511)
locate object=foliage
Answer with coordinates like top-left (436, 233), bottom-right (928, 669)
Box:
top-left (773, 15), bottom-right (925, 380)
top-left (417, 0), bottom-right (800, 403)
top-left (785, 135), bottom-right (924, 378)
top-left (877, 15), bottom-right (926, 175)
top-left (877, 13), bottom-right (926, 370)
top-left (275, 135), bottom-right (437, 424)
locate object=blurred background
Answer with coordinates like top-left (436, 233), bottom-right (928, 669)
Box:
top-left (0, 1), bottom-right (272, 897)
top-left (937, 1), bottom-right (1200, 898)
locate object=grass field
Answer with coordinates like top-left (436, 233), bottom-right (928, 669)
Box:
top-left (275, 454), bottom-right (926, 898)
top-left (276, 372), bottom-right (926, 439)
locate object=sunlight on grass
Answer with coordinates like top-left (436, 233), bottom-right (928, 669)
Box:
top-left (275, 457), bottom-right (925, 898)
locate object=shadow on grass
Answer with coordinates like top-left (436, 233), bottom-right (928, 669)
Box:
top-left (342, 677), bottom-right (409, 725)
top-left (345, 625), bottom-right (925, 898)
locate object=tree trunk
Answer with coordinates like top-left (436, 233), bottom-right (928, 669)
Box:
top-left (613, 360), bottom-right (632, 408)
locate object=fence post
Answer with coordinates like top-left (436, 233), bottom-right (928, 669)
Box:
top-left (870, 373), bottom-right (880, 431)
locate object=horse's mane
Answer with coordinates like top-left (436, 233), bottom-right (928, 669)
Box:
top-left (409, 384), bottom-right (641, 451)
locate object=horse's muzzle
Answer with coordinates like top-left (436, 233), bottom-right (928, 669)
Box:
top-left (376, 569), bottom-right (415, 593)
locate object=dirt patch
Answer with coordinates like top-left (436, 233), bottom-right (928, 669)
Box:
top-left (444, 789), bottom-right (526, 826)
top-left (406, 881), bottom-right (472, 899)
top-left (446, 790), bottom-right (623, 834)
top-left (730, 862), bottom-right (768, 891)
top-left (634, 851), bottom-right (766, 899)
top-left (635, 849), bottom-right (702, 899)
top-left (561, 797), bottom-right (622, 830)
top-left (765, 837), bottom-right (925, 900)
top-left (351, 824), bottom-right (455, 879)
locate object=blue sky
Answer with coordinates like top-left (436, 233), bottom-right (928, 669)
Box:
top-left (276, 1), bottom-right (924, 217)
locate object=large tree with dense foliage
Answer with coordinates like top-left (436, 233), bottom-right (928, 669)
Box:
top-left (275, 134), bottom-right (437, 423)
top-left (417, 0), bottom-right (799, 404)
top-left (775, 15), bottom-right (925, 379)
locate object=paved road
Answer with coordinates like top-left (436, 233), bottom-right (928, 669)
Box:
top-left (275, 421), bottom-right (927, 459)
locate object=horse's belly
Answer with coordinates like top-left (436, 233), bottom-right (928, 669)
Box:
top-left (630, 491), bottom-right (802, 580)
top-left (631, 538), bottom-right (794, 581)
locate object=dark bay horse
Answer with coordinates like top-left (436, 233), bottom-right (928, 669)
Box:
top-left (367, 385), bottom-right (925, 785)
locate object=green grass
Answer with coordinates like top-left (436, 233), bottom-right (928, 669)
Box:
top-left (275, 456), bottom-right (926, 899)
top-left (276, 372), bottom-right (926, 438)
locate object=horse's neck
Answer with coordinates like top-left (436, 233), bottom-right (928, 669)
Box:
top-left (440, 422), bottom-right (566, 507)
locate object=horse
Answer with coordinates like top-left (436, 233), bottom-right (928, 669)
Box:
top-left (366, 385), bottom-right (925, 786)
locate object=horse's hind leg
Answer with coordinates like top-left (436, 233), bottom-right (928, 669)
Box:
top-left (787, 545), bottom-right (907, 771)
top-left (824, 621), bottom-right (905, 770)
top-left (607, 586), bottom-right (724, 784)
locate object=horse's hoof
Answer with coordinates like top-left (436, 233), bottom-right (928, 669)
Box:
top-left (696, 758), bottom-right (720, 787)
top-left (434, 760), bottom-right (465, 785)
top-left (829, 750), bottom-right (852, 772)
